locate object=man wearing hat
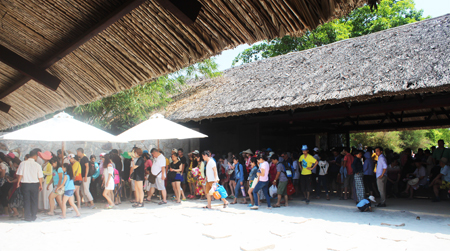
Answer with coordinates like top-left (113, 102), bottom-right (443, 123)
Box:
top-left (430, 157), bottom-right (450, 202)
top-left (299, 145), bottom-right (318, 204)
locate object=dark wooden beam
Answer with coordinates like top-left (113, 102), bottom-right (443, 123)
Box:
top-left (155, 0), bottom-right (202, 25)
top-left (0, 45), bottom-right (61, 91)
top-left (0, 0), bottom-right (147, 112)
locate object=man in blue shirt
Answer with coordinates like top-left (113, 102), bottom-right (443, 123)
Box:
top-left (375, 147), bottom-right (388, 207)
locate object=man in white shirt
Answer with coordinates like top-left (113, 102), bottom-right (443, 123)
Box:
top-left (203, 150), bottom-right (229, 209)
top-left (149, 148), bottom-right (167, 205)
top-left (16, 149), bottom-right (44, 221)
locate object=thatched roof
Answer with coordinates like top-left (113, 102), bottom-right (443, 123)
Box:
top-left (0, 0), bottom-right (369, 130)
top-left (160, 14), bottom-right (450, 122)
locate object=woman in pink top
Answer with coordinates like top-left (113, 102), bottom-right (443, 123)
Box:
top-left (250, 154), bottom-right (271, 210)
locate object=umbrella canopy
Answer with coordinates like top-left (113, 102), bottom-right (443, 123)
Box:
top-left (1, 112), bottom-right (122, 142)
top-left (117, 114), bottom-right (207, 142)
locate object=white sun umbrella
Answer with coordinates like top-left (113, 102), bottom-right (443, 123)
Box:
top-left (117, 113), bottom-right (207, 148)
top-left (1, 112), bottom-right (124, 159)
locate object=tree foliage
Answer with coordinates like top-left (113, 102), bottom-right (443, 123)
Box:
top-left (72, 59), bottom-right (221, 134)
top-left (232, 0), bottom-right (427, 66)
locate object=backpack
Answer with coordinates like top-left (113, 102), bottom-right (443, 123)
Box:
top-left (88, 161), bottom-right (96, 177)
top-left (113, 168), bottom-right (120, 184)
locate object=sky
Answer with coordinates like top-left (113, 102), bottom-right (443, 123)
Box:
top-left (213, 0), bottom-right (450, 72)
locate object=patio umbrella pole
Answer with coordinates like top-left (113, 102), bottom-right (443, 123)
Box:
top-left (157, 139), bottom-right (160, 150)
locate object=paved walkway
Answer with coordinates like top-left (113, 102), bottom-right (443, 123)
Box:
top-left (1, 196), bottom-right (449, 251)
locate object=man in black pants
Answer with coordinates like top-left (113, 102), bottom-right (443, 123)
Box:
top-left (16, 149), bottom-right (43, 222)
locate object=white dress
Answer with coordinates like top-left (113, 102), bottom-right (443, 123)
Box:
top-left (103, 164), bottom-right (115, 191)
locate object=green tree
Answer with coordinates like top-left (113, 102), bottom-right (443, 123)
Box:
top-left (350, 131), bottom-right (402, 152)
top-left (232, 0), bottom-right (427, 66)
top-left (72, 59), bottom-right (221, 134)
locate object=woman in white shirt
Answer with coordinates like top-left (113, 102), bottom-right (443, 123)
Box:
top-left (102, 154), bottom-right (115, 209)
top-left (250, 154), bottom-right (271, 210)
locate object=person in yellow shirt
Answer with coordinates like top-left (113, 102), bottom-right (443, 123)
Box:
top-left (299, 145), bottom-right (319, 204)
top-left (69, 154), bottom-right (82, 209)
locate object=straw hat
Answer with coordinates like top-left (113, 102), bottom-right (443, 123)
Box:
top-left (243, 149), bottom-right (253, 154)
top-left (38, 151), bottom-right (52, 161)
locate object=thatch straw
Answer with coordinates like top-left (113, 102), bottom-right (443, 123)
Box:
top-left (158, 15), bottom-right (450, 122)
top-left (0, 0), bottom-right (367, 130)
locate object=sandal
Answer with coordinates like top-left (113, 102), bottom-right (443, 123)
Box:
top-left (273, 205), bottom-right (281, 208)
top-left (132, 203), bottom-right (139, 207)
top-left (202, 206), bottom-right (211, 209)
top-left (223, 203), bottom-right (228, 208)
top-left (158, 201), bottom-right (167, 205)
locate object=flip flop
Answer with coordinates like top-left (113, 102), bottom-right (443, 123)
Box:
top-left (202, 206), bottom-right (212, 209)
top-left (223, 203), bottom-right (229, 208)
top-left (158, 201), bottom-right (167, 205)
top-left (273, 205), bottom-right (281, 208)
top-left (230, 202), bottom-right (237, 205)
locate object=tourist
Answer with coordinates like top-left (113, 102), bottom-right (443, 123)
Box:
top-left (430, 140), bottom-right (450, 181)
top-left (356, 195), bottom-right (376, 212)
top-left (227, 154), bottom-right (237, 199)
top-left (143, 152), bottom-right (152, 202)
top-left (299, 145), bottom-right (318, 204)
top-left (292, 152), bottom-right (300, 197)
top-left (203, 150), bottom-right (228, 209)
top-left (7, 158), bottom-right (23, 218)
top-left (247, 157), bottom-right (259, 207)
top-left (0, 153), bottom-right (12, 216)
top-left (39, 151), bottom-right (53, 211)
top-left (375, 147), bottom-right (388, 207)
top-left (218, 156), bottom-right (230, 196)
top-left (317, 153), bottom-right (330, 200)
top-left (168, 152), bottom-right (183, 203)
top-left (363, 147), bottom-right (376, 196)
top-left (16, 149), bottom-right (44, 221)
top-left (386, 159), bottom-right (401, 198)
top-left (430, 157), bottom-right (450, 202)
top-left (68, 154), bottom-right (82, 209)
top-left (341, 147), bottom-right (354, 200)
top-left (77, 148), bottom-right (95, 209)
top-left (272, 154), bottom-right (288, 207)
top-left (149, 148), bottom-right (167, 205)
top-left (178, 148), bottom-right (187, 198)
top-left (402, 159), bottom-right (426, 199)
top-left (102, 154), bottom-right (115, 208)
top-left (250, 154), bottom-right (271, 210)
top-left (58, 163), bottom-right (81, 218)
top-left (231, 156), bottom-right (246, 205)
top-left (328, 149), bottom-right (341, 196)
top-left (352, 151), bottom-right (365, 202)
top-left (194, 152), bottom-right (206, 200)
top-left (89, 155), bottom-right (100, 202)
top-left (128, 148), bottom-right (144, 207)
top-left (187, 153), bottom-right (196, 199)
top-left (47, 158), bottom-right (63, 216)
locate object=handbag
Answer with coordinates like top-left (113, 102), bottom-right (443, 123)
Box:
top-left (149, 170), bottom-right (162, 184)
top-left (287, 180), bottom-right (296, 196)
top-left (251, 177), bottom-right (258, 188)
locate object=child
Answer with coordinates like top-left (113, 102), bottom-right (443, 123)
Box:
top-left (144, 168), bottom-right (151, 194)
top-left (356, 195), bottom-right (376, 212)
top-left (58, 163), bottom-right (81, 219)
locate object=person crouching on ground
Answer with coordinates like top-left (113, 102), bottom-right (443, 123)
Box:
top-left (58, 163), bottom-right (81, 219)
top-left (356, 195), bottom-right (376, 212)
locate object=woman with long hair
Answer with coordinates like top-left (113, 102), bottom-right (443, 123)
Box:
top-left (102, 154), bottom-right (115, 209)
top-left (58, 163), bottom-right (81, 219)
top-left (130, 149), bottom-right (145, 208)
top-left (247, 157), bottom-right (259, 207)
top-left (186, 153), bottom-right (196, 199)
top-left (168, 152), bottom-right (183, 203)
top-left (195, 154), bottom-right (206, 200)
top-left (250, 154), bottom-right (271, 210)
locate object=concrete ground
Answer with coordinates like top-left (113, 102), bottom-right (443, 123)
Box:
top-left (1, 195), bottom-right (449, 251)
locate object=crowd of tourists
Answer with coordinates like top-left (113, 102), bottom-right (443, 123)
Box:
top-left (1, 140), bottom-right (449, 221)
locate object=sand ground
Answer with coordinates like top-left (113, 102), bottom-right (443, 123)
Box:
top-left (1, 196), bottom-right (449, 251)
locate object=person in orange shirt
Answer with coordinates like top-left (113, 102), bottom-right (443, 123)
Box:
top-left (69, 154), bottom-right (82, 209)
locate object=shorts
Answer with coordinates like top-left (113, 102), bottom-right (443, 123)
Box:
top-left (344, 174), bottom-right (354, 188)
top-left (440, 180), bottom-right (450, 190)
top-left (150, 176), bottom-right (165, 191)
top-left (131, 180), bottom-right (135, 191)
top-left (300, 175), bottom-right (312, 192)
top-left (64, 190), bottom-right (74, 197)
top-left (358, 202), bottom-right (371, 212)
top-left (277, 181), bottom-right (288, 196)
top-left (134, 173), bottom-right (144, 182)
top-left (205, 181), bottom-right (214, 194)
top-left (74, 181), bottom-right (82, 186)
